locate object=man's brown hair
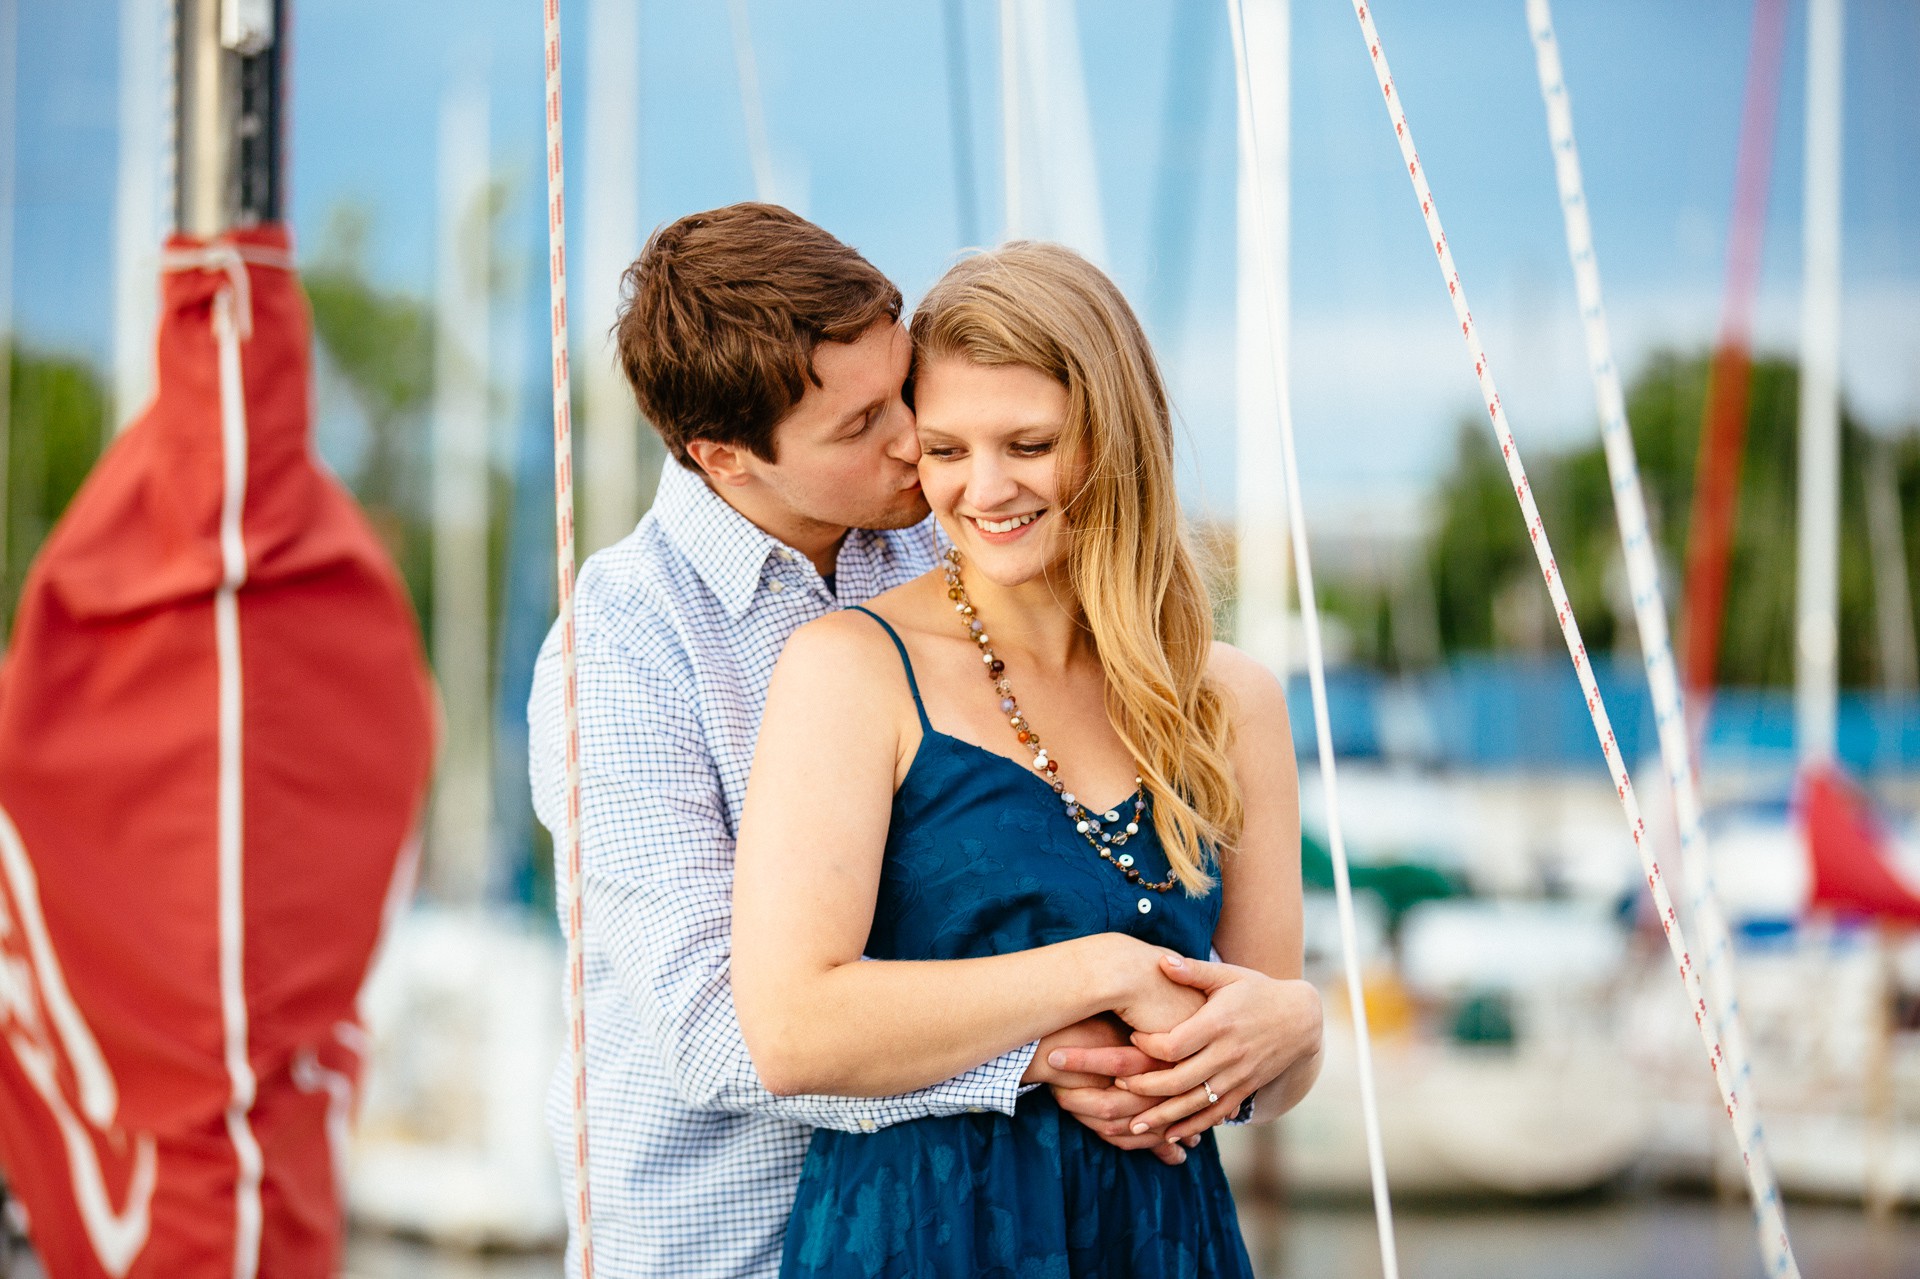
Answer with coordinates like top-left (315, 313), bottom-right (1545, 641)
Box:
top-left (615, 203), bottom-right (902, 468)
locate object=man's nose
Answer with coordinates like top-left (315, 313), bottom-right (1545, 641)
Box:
top-left (886, 402), bottom-right (920, 465)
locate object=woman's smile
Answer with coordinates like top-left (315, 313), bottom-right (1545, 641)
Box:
top-left (967, 509), bottom-right (1048, 540)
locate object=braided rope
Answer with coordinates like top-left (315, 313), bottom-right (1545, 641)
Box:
top-left (540, 1), bottom-right (595, 1272)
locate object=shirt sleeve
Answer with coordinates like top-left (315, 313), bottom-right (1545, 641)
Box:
top-left (531, 625), bottom-right (1037, 1134)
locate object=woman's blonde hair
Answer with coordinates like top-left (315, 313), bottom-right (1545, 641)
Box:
top-left (911, 242), bottom-right (1241, 893)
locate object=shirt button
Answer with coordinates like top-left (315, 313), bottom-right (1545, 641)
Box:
top-left (768, 579), bottom-right (786, 594)
top-left (1137, 897), bottom-right (1152, 915)
top-left (858, 1118), bottom-right (876, 1132)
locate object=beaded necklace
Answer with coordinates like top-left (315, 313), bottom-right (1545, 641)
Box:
top-left (942, 547), bottom-right (1175, 893)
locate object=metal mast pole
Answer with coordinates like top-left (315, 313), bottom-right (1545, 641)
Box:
top-left (1234, 0), bottom-right (1289, 677)
top-left (174, 0), bottom-right (283, 236)
top-left (1795, 0), bottom-right (1844, 767)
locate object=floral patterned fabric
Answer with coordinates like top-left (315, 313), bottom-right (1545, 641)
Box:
top-left (781, 609), bottom-right (1254, 1278)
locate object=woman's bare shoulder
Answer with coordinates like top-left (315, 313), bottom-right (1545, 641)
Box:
top-left (1206, 641), bottom-right (1288, 721)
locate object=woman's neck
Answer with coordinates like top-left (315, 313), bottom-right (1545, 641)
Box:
top-left (957, 562), bottom-right (1091, 674)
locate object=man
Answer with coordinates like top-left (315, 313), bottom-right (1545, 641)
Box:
top-left (531, 204), bottom-right (1230, 1278)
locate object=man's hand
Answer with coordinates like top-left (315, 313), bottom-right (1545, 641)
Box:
top-left (1109, 954), bottom-right (1323, 1143)
top-left (1023, 1014), bottom-right (1154, 1089)
top-left (1026, 1016), bottom-right (1200, 1166)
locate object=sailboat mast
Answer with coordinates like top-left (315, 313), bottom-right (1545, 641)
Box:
top-left (999, 0), bottom-right (1022, 239)
top-left (0, 0), bottom-right (15, 607)
top-left (113, 0), bottom-right (170, 434)
top-left (1796, 0), bottom-right (1845, 766)
top-left (581, 0), bottom-right (645, 553)
top-left (428, 74), bottom-right (495, 903)
top-left (997, 0), bottom-right (1105, 263)
top-left (1234, 0), bottom-right (1290, 675)
top-left (174, 0), bottom-right (282, 236)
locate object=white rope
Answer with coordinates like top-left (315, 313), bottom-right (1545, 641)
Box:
top-left (1225, 2), bottom-right (1399, 1275)
top-left (1346, 4), bottom-right (1796, 1274)
top-left (540, 0), bottom-right (596, 1273)
top-left (1524, 4), bottom-right (1796, 1273)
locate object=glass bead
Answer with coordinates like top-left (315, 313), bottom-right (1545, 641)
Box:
top-left (1076, 821), bottom-right (1090, 834)
top-left (1000, 698), bottom-right (1015, 713)
top-left (989, 660), bottom-right (1004, 675)
top-left (1045, 760), bottom-right (1057, 773)
top-left (1126, 823), bottom-right (1139, 835)
top-left (981, 651), bottom-right (995, 665)
top-left (1061, 793), bottom-right (1076, 805)
top-left (1017, 731), bottom-right (1032, 744)
top-left (1101, 833), bottom-right (1112, 843)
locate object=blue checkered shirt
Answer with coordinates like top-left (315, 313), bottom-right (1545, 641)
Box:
top-left (529, 460), bottom-right (1036, 1279)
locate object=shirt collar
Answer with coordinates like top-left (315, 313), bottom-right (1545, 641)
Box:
top-left (652, 460), bottom-right (784, 619)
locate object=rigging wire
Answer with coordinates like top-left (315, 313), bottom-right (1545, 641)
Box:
top-left (727, 0), bottom-right (777, 205)
top-left (1346, 3), bottom-right (1797, 1274)
top-left (1524, 3), bottom-right (1796, 1273)
top-left (1224, 2), bottom-right (1400, 1275)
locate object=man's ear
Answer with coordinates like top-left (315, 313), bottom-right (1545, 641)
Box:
top-left (684, 438), bottom-right (753, 488)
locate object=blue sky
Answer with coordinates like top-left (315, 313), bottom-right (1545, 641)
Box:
top-left (9, 0), bottom-right (1919, 522)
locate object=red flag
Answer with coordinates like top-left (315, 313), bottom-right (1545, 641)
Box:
top-left (1801, 762), bottom-right (1920, 925)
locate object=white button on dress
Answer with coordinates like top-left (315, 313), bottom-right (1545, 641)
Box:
top-left (1137, 898), bottom-right (1152, 915)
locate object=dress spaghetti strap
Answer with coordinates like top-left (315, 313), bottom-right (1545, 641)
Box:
top-left (845, 605), bottom-right (934, 734)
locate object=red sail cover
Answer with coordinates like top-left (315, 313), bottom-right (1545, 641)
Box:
top-left (1801, 762), bottom-right (1920, 925)
top-left (0, 225), bottom-right (434, 1278)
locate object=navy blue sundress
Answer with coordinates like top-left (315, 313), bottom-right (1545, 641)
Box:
top-left (781, 607), bottom-right (1254, 1279)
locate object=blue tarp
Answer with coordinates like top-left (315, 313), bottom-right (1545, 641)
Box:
top-left (1284, 655), bottom-right (1920, 774)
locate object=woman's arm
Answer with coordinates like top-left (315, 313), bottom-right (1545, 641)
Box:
top-left (730, 612), bottom-right (1198, 1099)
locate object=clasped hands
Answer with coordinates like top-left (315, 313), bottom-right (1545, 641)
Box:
top-left (1022, 946), bottom-right (1323, 1167)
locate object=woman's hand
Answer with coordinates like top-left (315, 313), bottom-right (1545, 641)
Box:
top-left (1105, 937), bottom-right (1207, 1035)
top-left (1115, 953), bottom-right (1322, 1142)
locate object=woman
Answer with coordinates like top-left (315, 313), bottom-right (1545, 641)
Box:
top-left (732, 242), bottom-right (1321, 1277)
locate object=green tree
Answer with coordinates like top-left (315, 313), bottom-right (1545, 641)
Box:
top-left (302, 205), bottom-right (437, 617)
top-left (2, 343), bottom-right (110, 629)
top-left (1417, 349), bottom-right (1909, 689)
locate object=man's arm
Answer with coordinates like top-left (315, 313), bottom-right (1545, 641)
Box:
top-left (530, 624), bottom-right (1033, 1133)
